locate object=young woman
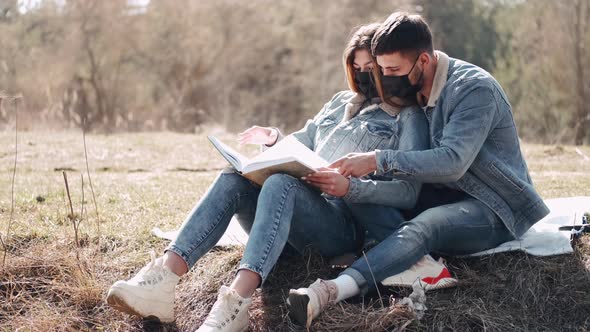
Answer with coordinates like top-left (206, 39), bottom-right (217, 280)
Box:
top-left (106, 23), bottom-right (428, 332)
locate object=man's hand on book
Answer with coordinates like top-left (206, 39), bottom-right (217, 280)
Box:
top-left (329, 152), bottom-right (377, 177)
top-left (238, 126), bottom-right (279, 146)
top-left (302, 168), bottom-right (350, 197)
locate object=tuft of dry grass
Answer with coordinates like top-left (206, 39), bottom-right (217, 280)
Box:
top-left (175, 246), bottom-right (417, 331)
top-left (0, 131), bottom-right (589, 331)
top-left (0, 240), bottom-right (140, 331)
top-left (313, 299), bottom-right (415, 332)
top-left (411, 239), bottom-right (590, 332)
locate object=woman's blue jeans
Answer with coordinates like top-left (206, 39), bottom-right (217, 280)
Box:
top-left (166, 169), bottom-right (361, 284)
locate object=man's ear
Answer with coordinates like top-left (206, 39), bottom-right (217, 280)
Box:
top-left (419, 52), bottom-right (431, 66)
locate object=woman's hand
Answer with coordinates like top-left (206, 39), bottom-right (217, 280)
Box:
top-left (303, 168), bottom-right (350, 197)
top-left (238, 126), bottom-right (278, 145)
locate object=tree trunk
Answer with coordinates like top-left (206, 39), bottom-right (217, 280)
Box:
top-left (573, 0), bottom-right (588, 145)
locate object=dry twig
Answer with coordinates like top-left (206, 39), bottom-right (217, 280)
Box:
top-left (62, 171), bottom-right (81, 262)
top-left (1, 94), bottom-right (21, 268)
top-left (81, 117), bottom-right (101, 250)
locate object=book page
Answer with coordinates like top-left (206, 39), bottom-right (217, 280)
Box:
top-left (207, 136), bottom-right (250, 171)
top-left (242, 161), bottom-right (318, 186)
top-left (246, 136), bottom-right (328, 172)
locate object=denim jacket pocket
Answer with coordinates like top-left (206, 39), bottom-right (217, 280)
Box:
top-left (316, 116), bottom-right (338, 137)
top-left (359, 120), bottom-right (398, 151)
top-left (489, 161), bottom-right (525, 194)
top-left (318, 116), bottom-right (336, 126)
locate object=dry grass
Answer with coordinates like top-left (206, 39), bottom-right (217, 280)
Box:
top-left (412, 239), bottom-right (590, 331)
top-left (0, 131), bottom-right (589, 331)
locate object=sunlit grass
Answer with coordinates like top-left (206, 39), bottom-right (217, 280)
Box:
top-left (0, 131), bottom-right (589, 331)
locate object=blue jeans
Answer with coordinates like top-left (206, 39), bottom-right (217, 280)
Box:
top-left (342, 195), bottom-right (515, 295)
top-left (346, 203), bottom-right (406, 250)
top-left (166, 169), bottom-right (360, 284)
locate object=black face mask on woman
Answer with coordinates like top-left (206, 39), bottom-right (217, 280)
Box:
top-left (380, 56), bottom-right (424, 98)
top-left (354, 71), bottom-right (378, 100)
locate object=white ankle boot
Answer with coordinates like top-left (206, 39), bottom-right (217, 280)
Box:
top-left (106, 252), bottom-right (180, 322)
top-left (196, 285), bottom-right (252, 332)
top-left (288, 279), bottom-right (339, 329)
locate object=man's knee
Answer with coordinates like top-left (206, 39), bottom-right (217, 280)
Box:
top-left (394, 205), bottom-right (458, 252)
top-left (403, 199), bottom-right (491, 245)
top-left (396, 220), bottom-right (433, 247)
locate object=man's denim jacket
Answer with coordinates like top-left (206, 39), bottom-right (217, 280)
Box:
top-left (271, 90), bottom-right (428, 209)
top-left (375, 52), bottom-right (549, 238)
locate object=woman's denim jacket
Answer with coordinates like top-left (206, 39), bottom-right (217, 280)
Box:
top-left (271, 90), bottom-right (428, 209)
top-left (375, 52), bottom-right (549, 238)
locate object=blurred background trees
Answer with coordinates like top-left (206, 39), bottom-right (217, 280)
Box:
top-left (0, 0), bottom-right (588, 144)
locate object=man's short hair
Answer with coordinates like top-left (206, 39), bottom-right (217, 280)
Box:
top-left (371, 12), bottom-right (434, 58)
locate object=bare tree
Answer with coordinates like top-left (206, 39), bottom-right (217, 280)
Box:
top-left (572, 0), bottom-right (589, 145)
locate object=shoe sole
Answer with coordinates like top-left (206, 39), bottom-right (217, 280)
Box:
top-left (382, 277), bottom-right (458, 291)
top-left (426, 277), bottom-right (458, 290)
top-left (106, 288), bottom-right (174, 323)
top-left (287, 292), bottom-right (311, 329)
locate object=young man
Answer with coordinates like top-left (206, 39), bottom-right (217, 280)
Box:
top-left (287, 12), bottom-right (549, 328)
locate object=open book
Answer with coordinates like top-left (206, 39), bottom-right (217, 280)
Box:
top-left (208, 135), bottom-right (329, 185)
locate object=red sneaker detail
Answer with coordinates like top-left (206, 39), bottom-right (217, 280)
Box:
top-left (422, 267), bottom-right (452, 285)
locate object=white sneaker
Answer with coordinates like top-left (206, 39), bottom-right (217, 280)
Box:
top-left (106, 251), bottom-right (180, 322)
top-left (196, 285), bottom-right (252, 332)
top-left (381, 255), bottom-right (458, 291)
top-left (287, 279), bottom-right (338, 329)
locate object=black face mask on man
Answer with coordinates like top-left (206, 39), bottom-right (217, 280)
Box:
top-left (354, 71), bottom-right (378, 100)
top-left (380, 56), bottom-right (424, 98)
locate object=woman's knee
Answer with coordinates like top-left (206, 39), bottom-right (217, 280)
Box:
top-left (262, 173), bottom-right (300, 189)
top-left (260, 174), bottom-right (303, 199)
top-left (215, 168), bottom-right (255, 191)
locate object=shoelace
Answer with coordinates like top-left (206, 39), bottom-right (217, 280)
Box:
top-left (203, 290), bottom-right (239, 328)
top-left (313, 280), bottom-right (338, 307)
top-left (133, 251), bottom-right (165, 285)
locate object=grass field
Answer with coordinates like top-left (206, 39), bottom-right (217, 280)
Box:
top-left (0, 130), bottom-right (589, 331)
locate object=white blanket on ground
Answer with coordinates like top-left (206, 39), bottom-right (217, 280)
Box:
top-left (466, 196), bottom-right (589, 257)
top-left (152, 197), bottom-right (590, 257)
top-left (152, 218), bottom-right (249, 246)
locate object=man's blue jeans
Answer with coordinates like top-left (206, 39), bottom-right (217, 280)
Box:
top-left (342, 186), bottom-right (515, 295)
top-left (166, 169), bottom-right (360, 284)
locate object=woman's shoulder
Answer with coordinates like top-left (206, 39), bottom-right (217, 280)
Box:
top-left (328, 90), bottom-right (356, 104)
top-left (314, 90), bottom-right (355, 121)
top-left (321, 90), bottom-right (357, 117)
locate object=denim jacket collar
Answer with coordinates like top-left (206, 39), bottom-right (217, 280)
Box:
top-left (417, 51), bottom-right (449, 108)
top-left (342, 93), bottom-right (403, 122)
